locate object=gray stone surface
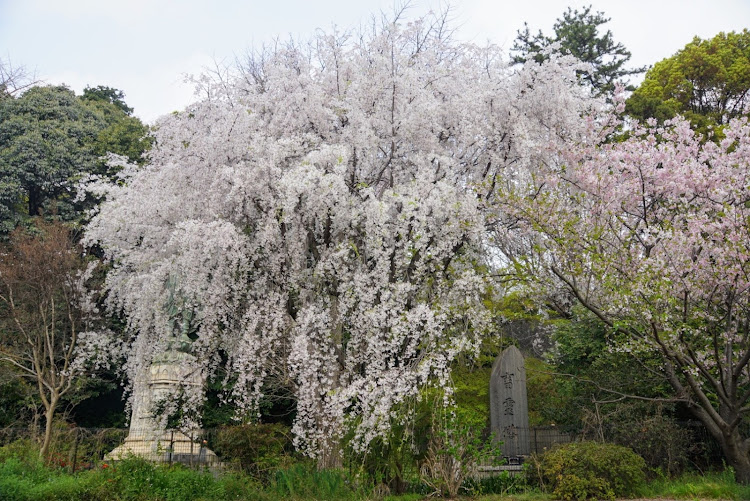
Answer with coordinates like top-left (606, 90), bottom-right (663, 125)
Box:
top-left (490, 345), bottom-right (530, 458)
top-left (105, 349), bottom-right (219, 466)
top-left (107, 280), bottom-right (218, 465)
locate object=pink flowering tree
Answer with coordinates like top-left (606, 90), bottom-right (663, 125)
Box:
top-left (85, 12), bottom-right (597, 466)
top-left (497, 110), bottom-right (750, 481)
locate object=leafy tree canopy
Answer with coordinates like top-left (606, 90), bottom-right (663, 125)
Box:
top-left (626, 29), bottom-right (750, 135)
top-left (511, 5), bottom-right (645, 96)
top-left (497, 111), bottom-right (750, 482)
top-left (0, 84), bottom-right (151, 235)
top-left (82, 85), bottom-right (134, 115)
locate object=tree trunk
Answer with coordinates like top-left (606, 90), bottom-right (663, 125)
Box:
top-left (39, 398), bottom-right (58, 460)
top-left (717, 429), bottom-right (750, 484)
top-left (316, 436), bottom-right (342, 470)
top-left (691, 406), bottom-right (750, 484)
top-left (28, 186), bottom-right (42, 218)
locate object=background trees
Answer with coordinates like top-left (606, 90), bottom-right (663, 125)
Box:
top-left (626, 29), bottom-right (750, 137)
top-left (0, 85), bottom-right (151, 236)
top-left (496, 111), bottom-right (750, 482)
top-left (0, 219), bottom-right (117, 458)
top-left (511, 5), bottom-right (645, 96)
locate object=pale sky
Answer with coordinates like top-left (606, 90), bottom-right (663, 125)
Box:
top-left (1, 0), bottom-right (748, 123)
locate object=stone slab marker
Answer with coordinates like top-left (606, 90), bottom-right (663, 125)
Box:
top-left (490, 345), bottom-right (530, 458)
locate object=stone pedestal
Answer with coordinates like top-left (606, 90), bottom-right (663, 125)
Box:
top-left (106, 350), bottom-right (219, 466)
top-left (490, 345), bottom-right (530, 459)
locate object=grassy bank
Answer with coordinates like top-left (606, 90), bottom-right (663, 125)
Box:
top-left (2, 450), bottom-right (750, 500)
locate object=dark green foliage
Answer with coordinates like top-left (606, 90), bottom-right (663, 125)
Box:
top-left (550, 311), bottom-right (675, 425)
top-left (528, 441), bottom-right (646, 500)
top-left (213, 423), bottom-right (294, 481)
top-left (0, 84), bottom-right (151, 236)
top-left (511, 5), bottom-right (645, 96)
top-left (548, 310), bottom-right (698, 474)
top-left (0, 377), bottom-right (35, 427)
top-left (525, 356), bottom-right (569, 427)
top-left (82, 86), bottom-right (134, 115)
top-left (0, 86), bottom-right (104, 231)
top-left (605, 408), bottom-right (693, 476)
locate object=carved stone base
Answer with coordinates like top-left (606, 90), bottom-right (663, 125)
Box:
top-left (105, 429), bottom-right (220, 466)
top-left (106, 347), bottom-right (221, 467)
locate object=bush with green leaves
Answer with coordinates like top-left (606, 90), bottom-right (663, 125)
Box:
top-left (213, 423), bottom-right (293, 481)
top-left (528, 441), bottom-right (646, 500)
top-left (0, 452), bottom-right (266, 501)
top-left (603, 406), bottom-right (693, 476)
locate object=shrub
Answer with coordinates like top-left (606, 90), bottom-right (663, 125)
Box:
top-left (418, 410), bottom-right (502, 498)
top-left (271, 463), bottom-right (357, 500)
top-left (214, 423), bottom-right (293, 481)
top-left (528, 441), bottom-right (646, 500)
top-left (0, 452), bottom-right (268, 501)
top-left (607, 410), bottom-right (693, 476)
top-left (0, 438), bottom-right (40, 464)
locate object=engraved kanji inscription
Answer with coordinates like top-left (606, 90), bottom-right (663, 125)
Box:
top-left (503, 396), bottom-right (515, 415)
top-left (501, 372), bottom-right (514, 389)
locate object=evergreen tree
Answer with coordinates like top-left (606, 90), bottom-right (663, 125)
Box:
top-left (511, 5), bottom-right (645, 96)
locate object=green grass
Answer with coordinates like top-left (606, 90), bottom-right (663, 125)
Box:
top-left (638, 468), bottom-right (750, 500)
top-left (2, 447), bottom-right (750, 501)
top-left (0, 454), bottom-right (268, 501)
top-left (475, 493), bottom-right (552, 501)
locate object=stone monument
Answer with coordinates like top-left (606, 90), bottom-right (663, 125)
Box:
top-left (106, 279), bottom-right (219, 466)
top-left (490, 345), bottom-right (530, 460)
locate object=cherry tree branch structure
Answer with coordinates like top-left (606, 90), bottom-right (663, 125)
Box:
top-left (498, 110), bottom-right (750, 481)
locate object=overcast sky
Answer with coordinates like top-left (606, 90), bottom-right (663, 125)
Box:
top-left (2, 0), bottom-right (748, 123)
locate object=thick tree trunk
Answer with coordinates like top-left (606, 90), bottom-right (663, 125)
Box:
top-left (690, 405), bottom-right (750, 484)
top-left (316, 436), bottom-right (343, 470)
top-left (717, 429), bottom-right (750, 484)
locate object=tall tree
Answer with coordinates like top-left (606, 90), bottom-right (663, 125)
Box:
top-left (511, 5), bottom-right (645, 96)
top-left (0, 220), bottom-right (117, 458)
top-left (82, 85), bottom-right (134, 115)
top-left (0, 85), bottom-right (151, 235)
top-left (85, 12), bottom-right (599, 466)
top-left (626, 30), bottom-right (750, 136)
top-left (496, 109), bottom-right (750, 482)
